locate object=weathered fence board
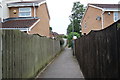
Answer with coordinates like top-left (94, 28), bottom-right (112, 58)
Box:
top-left (0, 30), bottom-right (2, 80)
top-left (75, 20), bottom-right (120, 79)
top-left (0, 30), bottom-right (61, 79)
top-left (117, 28), bottom-right (120, 78)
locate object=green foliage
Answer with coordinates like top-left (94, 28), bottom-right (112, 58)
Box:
top-left (60, 39), bottom-right (64, 46)
top-left (67, 20), bottom-right (81, 34)
top-left (66, 1), bottom-right (85, 48)
top-left (63, 35), bottom-right (67, 39)
top-left (49, 27), bottom-right (52, 31)
top-left (67, 1), bottom-right (85, 35)
top-left (67, 32), bottom-right (80, 47)
top-left (117, 23), bottom-right (120, 29)
top-left (58, 35), bottom-right (65, 38)
top-left (67, 32), bottom-right (80, 40)
top-left (56, 35), bottom-right (65, 47)
top-left (71, 2), bottom-right (85, 21)
top-left (67, 23), bottom-right (72, 34)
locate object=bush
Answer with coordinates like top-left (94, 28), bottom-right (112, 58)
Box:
top-left (60, 39), bottom-right (64, 46)
top-left (67, 32), bottom-right (80, 48)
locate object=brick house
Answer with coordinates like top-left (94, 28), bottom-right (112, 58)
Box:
top-left (81, 4), bottom-right (120, 35)
top-left (0, 0), bottom-right (50, 37)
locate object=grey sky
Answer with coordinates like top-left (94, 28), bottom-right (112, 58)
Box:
top-left (46, 0), bottom-right (120, 34)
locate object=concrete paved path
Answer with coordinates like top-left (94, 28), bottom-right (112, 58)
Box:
top-left (37, 47), bottom-right (84, 78)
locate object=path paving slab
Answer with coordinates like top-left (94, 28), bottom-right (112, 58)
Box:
top-left (37, 48), bottom-right (84, 78)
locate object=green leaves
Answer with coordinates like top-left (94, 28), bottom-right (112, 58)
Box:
top-left (67, 1), bottom-right (85, 35)
top-left (49, 27), bottom-right (52, 31)
top-left (67, 32), bottom-right (80, 47)
top-left (66, 1), bottom-right (85, 47)
top-left (67, 32), bottom-right (80, 40)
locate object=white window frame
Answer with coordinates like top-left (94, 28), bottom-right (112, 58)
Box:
top-left (19, 7), bottom-right (32, 17)
top-left (113, 11), bottom-right (119, 22)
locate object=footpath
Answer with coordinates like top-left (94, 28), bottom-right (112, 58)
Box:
top-left (36, 47), bottom-right (84, 78)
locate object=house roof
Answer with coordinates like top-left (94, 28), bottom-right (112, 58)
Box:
top-left (1, 17), bottom-right (39, 28)
top-left (7, 0), bottom-right (46, 7)
top-left (89, 4), bottom-right (120, 11)
top-left (90, 4), bottom-right (120, 8)
top-left (52, 32), bottom-right (59, 37)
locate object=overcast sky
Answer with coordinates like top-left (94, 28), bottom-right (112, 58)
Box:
top-left (46, 0), bottom-right (120, 34)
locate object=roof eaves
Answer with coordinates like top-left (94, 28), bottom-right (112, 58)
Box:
top-left (0, 28), bottom-right (29, 31)
top-left (7, 0), bottom-right (46, 7)
top-left (38, 1), bottom-right (46, 6)
top-left (80, 4), bottom-right (89, 24)
top-left (45, 3), bottom-right (50, 19)
top-left (38, 1), bottom-right (50, 20)
top-left (7, 3), bottom-right (38, 7)
top-left (89, 4), bottom-right (104, 11)
top-left (103, 8), bottom-right (120, 11)
top-left (3, 17), bottom-right (39, 22)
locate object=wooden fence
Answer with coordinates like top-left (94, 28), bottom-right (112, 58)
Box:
top-left (0, 30), bottom-right (61, 79)
top-left (75, 20), bottom-right (120, 79)
top-left (0, 30), bottom-right (2, 80)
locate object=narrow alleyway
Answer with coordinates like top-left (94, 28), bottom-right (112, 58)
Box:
top-left (36, 47), bottom-right (84, 78)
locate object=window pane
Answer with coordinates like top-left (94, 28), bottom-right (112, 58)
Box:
top-left (19, 8), bottom-right (31, 12)
top-left (114, 12), bottom-right (119, 22)
top-left (19, 8), bottom-right (31, 17)
top-left (19, 12), bottom-right (31, 17)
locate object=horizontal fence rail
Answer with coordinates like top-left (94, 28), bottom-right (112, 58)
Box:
top-left (75, 20), bottom-right (120, 79)
top-left (0, 30), bottom-right (61, 78)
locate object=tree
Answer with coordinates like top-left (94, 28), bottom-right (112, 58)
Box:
top-left (67, 1), bottom-right (85, 48)
top-left (49, 27), bottom-right (52, 31)
top-left (67, 1), bottom-right (85, 34)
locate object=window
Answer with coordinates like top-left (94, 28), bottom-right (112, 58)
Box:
top-left (19, 8), bottom-right (31, 17)
top-left (114, 12), bottom-right (119, 22)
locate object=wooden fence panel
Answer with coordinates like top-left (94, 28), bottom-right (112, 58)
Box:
top-left (0, 30), bottom-right (2, 80)
top-left (1, 30), bottom-right (61, 79)
top-left (117, 27), bottom-right (120, 78)
top-left (75, 21), bottom-right (120, 79)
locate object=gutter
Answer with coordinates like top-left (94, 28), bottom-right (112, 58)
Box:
top-left (7, 3), bottom-right (38, 7)
top-left (7, 1), bottom-right (46, 8)
top-left (0, 28), bottom-right (29, 31)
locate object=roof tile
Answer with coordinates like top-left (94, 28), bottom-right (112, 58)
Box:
top-left (90, 4), bottom-right (120, 8)
top-left (1, 18), bottom-right (39, 28)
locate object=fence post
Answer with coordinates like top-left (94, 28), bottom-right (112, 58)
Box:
top-left (0, 29), bottom-right (2, 80)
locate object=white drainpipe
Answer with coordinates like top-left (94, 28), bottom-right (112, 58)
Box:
top-left (33, 3), bottom-right (36, 17)
top-left (101, 10), bottom-right (105, 29)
